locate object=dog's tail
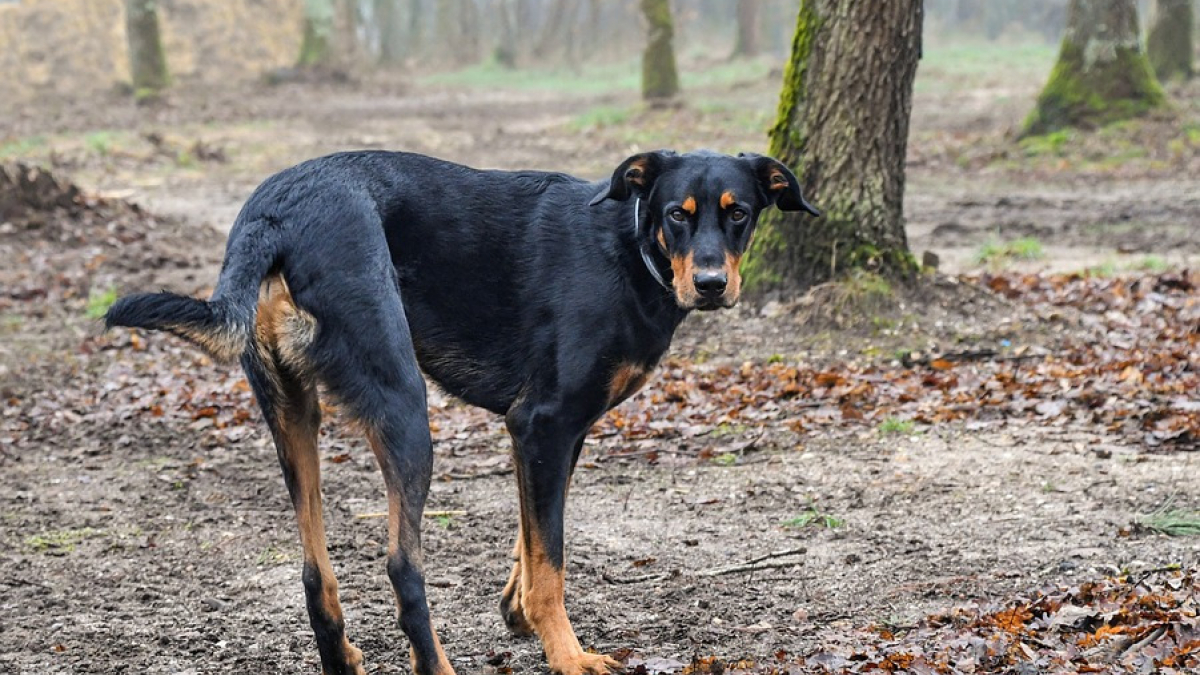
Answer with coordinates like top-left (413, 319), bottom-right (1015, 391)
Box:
top-left (105, 217), bottom-right (281, 363)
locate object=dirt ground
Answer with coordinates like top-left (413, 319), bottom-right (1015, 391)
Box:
top-left (2, 46), bottom-right (1200, 674)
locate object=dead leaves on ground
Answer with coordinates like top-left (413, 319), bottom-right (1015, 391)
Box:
top-left (4, 270), bottom-right (1197, 460)
top-left (599, 270), bottom-right (1198, 455)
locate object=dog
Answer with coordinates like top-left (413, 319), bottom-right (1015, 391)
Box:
top-left (106, 149), bottom-right (818, 675)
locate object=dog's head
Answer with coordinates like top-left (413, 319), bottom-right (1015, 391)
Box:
top-left (589, 150), bottom-right (819, 311)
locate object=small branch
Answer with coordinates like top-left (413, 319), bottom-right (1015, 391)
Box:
top-left (601, 547), bottom-right (807, 584)
top-left (700, 558), bottom-right (803, 578)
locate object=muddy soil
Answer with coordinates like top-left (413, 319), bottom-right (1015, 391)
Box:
top-left (3, 50), bottom-right (1200, 674)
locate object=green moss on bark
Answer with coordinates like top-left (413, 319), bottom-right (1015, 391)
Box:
top-left (641, 0), bottom-right (679, 101)
top-left (1024, 38), bottom-right (1165, 136)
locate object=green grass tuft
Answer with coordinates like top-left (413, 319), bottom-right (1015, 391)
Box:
top-left (1141, 510), bottom-right (1200, 536)
top-left (86, 286), bottom-right (118, 320)
top-left (975, 237), bottom-right (1045, 266)
top-left (879, 417), bottom-right (918, 436)
top-left (783, 504), bottom-right (844, 530)
top-left (25, 527), bottom-right (102, 554)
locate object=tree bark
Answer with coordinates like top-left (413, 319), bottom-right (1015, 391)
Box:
top-left (124, 0), bottom-right (170, 97)
top-left (1023, 0), bottom-right (1165, 135)
top-left (641, 0), bottom-right (679, 101)
top-left (733, 0), bottom-right (759, 57)
top-left (744, 1), bottom-right (922, 292)
top-left (298, 0), bottom-right (336, 67)
top-left (1148, 0), bottom-right (1194, 80)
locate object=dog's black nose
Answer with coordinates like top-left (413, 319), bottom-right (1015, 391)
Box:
top-left (693, 272), bottom-right (728, 298)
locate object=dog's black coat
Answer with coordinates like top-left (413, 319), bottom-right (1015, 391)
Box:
top-left (106, 149), bottom-right (817, 675)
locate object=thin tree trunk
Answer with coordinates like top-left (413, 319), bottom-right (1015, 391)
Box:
top-left (1024, 0), bottom-right (1164, 135)
top-left (733, 0), bottom-right (759, 57)
top-left (298, 0), bottom-right (337, 67)
top-left (641, 0), bottom-right (680, 101)
top-left (1148, 0), bottom-right (1194, 80)
top-left (376, 0), bottom-right (406, 65)
top-left (494, 0), bottom-right (518, 67)
top-left (124, 0), bottom-right (170, 98)
top-left (744, 0), bottom-right (922, 292)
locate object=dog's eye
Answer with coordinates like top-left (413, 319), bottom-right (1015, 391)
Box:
top-left (668, 208), bottom-right (687, 223)
top-left (730, 209), bottom-right (748, 222)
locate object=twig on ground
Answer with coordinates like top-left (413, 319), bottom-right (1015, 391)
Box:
top-left (602, 546), bottom-right (807, 584)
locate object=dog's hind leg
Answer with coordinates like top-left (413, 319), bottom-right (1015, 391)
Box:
top-left (242, 279), bottom-right (365, 675)
top-left (287, 261), bottom-right (455, 675)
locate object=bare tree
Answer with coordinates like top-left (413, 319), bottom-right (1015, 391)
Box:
top-left (1024, 0), bottom-right (1164, 135)
top-left (124, 0), bottom-right (170, 99)
top-left (733, 0), bottom-right (759, 57)
top-left (641, 0), bottom-right (679, 101)
top-left (1147, 0), bottom-right (1194, 80)
top-left (298, 0), bottom-right (336, 67)
top-left (745, 0), bottom-right (922, 291)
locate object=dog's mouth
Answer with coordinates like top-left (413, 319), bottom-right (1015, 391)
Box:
top-left (691, 297), bottom-right (735, 312)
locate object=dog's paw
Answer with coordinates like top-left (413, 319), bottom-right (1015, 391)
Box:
top-left (549, 651), bottom-right (623, 675)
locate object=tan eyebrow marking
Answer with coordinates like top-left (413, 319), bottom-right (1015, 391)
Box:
top-left (681, 196), bottom-right (696, 214)
top-left (720, 191), bottom-right (737, 209)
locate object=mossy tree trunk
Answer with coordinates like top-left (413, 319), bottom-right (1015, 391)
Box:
top-left (124, 0), bottom-right (170, 98)
top-left (1148, 0), bottom-right (1194, 81)
top-left (641, 0), bottom-right (679, 101)
top-left (298, 0), bottom-right (336, 67)
top-left (733, 0), bottom-right (759, 58)
top-left (743, 1), bottom-right (922, 293)
top-left (1023, 0), bottom-right (1165, 136)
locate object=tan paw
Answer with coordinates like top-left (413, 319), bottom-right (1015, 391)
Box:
top-left (549, 651), bottom-right (623, 675)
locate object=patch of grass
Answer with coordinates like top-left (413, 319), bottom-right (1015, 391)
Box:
top-left (1183, 123), bottom-right (1200, 145)
top-left (843, 269), bottom-right (893, 302)
top-left (434, 514), bottom-right (455, 528)
top-left (85, 130), bottom-right (117, 156)
top-left (25, 527), bottom-right (102, 554)
top-left (422, 60), bottom-right (640, 95)
top-left (879, 417), bottom-right (917, 436)
top-left (1086, 260), bottom-right (1118, 278)
top-left (0, 134), bottom-right (47, 158)
top-left (256, 546), bottom-right (291, 565)
top-left (85, 286), bottom-right (118, 320)
top-left (1141, 510), bottom-right (1200, 536)
top-left (783, 504), bottom-right (844, 530)
top-left (568, 105), bottom-right (634, 131)
top-left (1132, 255), bottom-right (1169, 273)
top-left (710, 423), bottom-right (750, 438)
top-left (974, 237), bottom-right (1045, 266)
top-left (711, 452), bottom-right (738, 467)
top-left (766, 353), bottom-right (785, 364)
top-left (1019, 129), bottom-right (1074, 157)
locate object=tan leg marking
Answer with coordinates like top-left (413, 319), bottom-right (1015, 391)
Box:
top-left (278, 404), bottom-right (364, 675)
top-left (607, 363), bottom-right (649, 407)
top-left (521, 530), bottom-right (620, 675)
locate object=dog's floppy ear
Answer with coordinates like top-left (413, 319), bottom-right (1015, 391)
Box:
top-left (588, 150), bottom-right (674, 206)
top-left (739, 152), bottom-right (821, 216)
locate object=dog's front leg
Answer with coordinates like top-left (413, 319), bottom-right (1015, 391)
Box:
top-left (505, 401), bottom-right (620, 675)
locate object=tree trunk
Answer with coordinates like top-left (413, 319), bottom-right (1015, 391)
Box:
top-left (375, 0), bottom-right (406, 65)
top-left (1023, 0), bottom-right (1165, 135)
top-left (124, 0), bottom-right (170, 98)
top-left (1148, 0), bottom-right (1194, 80)
top-left (743, 1), bottom-right (922, 292)
top-left (641, 0), bottom-right (679, 101)
top-left (494, 0), bottom-right (518, 68)
top-left (733, 0), bottom-right (759, 57)
top-left (298, 0), bottom-right (337, 67)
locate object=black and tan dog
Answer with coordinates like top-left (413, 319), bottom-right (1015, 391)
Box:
top-left (106, 149), bottom-right (818, 675)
